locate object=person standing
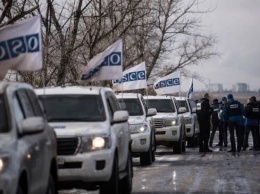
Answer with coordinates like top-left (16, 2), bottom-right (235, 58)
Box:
top-left (222, 94), bottom-right (244, 153)
top-left (209, 99), bottom-right (220, 147)
top-left (218, 97), bottom-right (228, 147)
top-left (196, 93), bottom-right (213, 152)
top-left (243, 96), bottom-right (259, 151)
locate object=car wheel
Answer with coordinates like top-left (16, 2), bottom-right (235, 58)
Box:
top-left (173, 139), bottom-right (182, 154)
top-left (100, 154), bottom-right (119, 194)
top-left (17, 185), bottom-right (24, 194)
top-left (46, 173), bottom-right (57, 194)
top-left (140, 145), bottom-right (153, 166)
top-left (120, 151), bottom-right (133, 194)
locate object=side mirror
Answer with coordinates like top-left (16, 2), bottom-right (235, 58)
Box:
top-left (147, 108), bottom-right (157, 117)
top-left (21, 117), bottom-right (45, 135)
top-left (192, 107), bottom-right (197, 113)
top-left (178, 107), bottom-right (187, 113)
top-left (112, 110), bottom-right (129, 124)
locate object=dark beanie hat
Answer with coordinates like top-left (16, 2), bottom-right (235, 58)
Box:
top-left (222, 97), bottom-right (227, 101)
top-left (227, 94), bottom-right (233, 99)
top-left (213, 98), bottom-right (218, 103)
top-left (250, 96), bottom-right (256, 102)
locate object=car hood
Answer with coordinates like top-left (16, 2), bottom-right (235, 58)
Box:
top-left (153, 112), bottom-right (178, 118)
top-left (128, 116), bottom-right (145, 125)
top-left (49, 122), bottom-right (109, 137)
top-left (182, 112), bottom-right (191, 118)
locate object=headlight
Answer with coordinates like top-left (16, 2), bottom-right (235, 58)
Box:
top-left (0, 156), bottom-right (9, 173)
top-left (130, 124), bottom-right (148, 134)
top-left (79, 135), bottom-right (111, 153)
top-left (164, 118), bottom-right (178, 126)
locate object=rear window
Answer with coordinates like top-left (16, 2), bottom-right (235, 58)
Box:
top-left (145, 99), bottom-right (175, 113)
top-left (118, 98), bottom-right (144, 116)
top-left (0, 95), bottom-right (8, 132)
top-left (39, 95), bottom-right (106, 122)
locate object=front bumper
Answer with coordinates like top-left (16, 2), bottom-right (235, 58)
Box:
top-left (131, 132), bottom-right (150, 153)
top-left (155, 125), bottom-right (181, 142)
top-left (58, 148), bottom-right (114, 182)
top-left (0, 170), bottom-right (18, 194)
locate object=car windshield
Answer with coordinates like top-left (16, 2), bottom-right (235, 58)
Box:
top-left (0, 94), bottom-right (8, 132)
top-left (118, 98), bottom-right (144, 116)
top-left (146, 99), bottom-right (175, 113)
top-left (176, 100), bottom-right (189, 112)
top-left (39, 95), bottom-right (106, 122)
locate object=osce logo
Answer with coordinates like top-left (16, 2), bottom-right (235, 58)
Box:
top-left (154, 78), bottom-right (180, 89)
top-left (113, 70), bottom-right (146, 83)
top-left (101, 52), bottom-right (122, 66)
top-left (81, 52), bottom-right (122, 80)
top-left (0, 33), bottom-right (40, 62)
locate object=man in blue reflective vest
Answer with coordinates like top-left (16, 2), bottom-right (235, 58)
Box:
top-left (222, 94), bottom-right (244, 153)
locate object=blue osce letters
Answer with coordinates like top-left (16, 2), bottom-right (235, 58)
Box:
top-left (113, 70), bottom-right (146, 84)
top-left (81, 52), bottom-right (122, 80)
top-left (154, 78), bottom-right (180, 89)
top-left (0, 33), bottom-right (40, 62)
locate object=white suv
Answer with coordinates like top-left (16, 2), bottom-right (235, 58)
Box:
top-left (116, 93), bottom-right (157, 166)
top-left (174, 97), bottom-right (199, 147)
top-left (35, 86), bottom-right (133, 194)
top-left (145, 96), bottom-right (186, 154)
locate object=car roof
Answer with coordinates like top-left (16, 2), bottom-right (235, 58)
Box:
top-left (115, 93), bottom-right (142, 99)
top-left (144, 95), bottom-right (172, 99)
top-left (174, 96), bottom-right (187, 101)
top-left (35, 86), bottom-right (112, 95)
top-left (0, 81), bottom-right (33, 94)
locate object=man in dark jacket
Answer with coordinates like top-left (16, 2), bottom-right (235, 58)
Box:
top-left (243, 96), bottom-right (259, 151)
top-left (209, 98), bottom-right (220, 147)
top-left (222, 94), bottom-right (244, 153)
top-left (218, 97), bottom-right (228, 147)
top-left (196, 93), bottom-right (213, 152)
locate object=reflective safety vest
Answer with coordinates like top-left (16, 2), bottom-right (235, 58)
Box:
top-left (227, 101), bottom-right (241, 116)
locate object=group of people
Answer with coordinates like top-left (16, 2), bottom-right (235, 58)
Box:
top-left (196, 93), bottom-right (260, 153)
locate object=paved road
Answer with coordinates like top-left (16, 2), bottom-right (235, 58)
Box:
top-left (60, 136), bottom-right (260, 194)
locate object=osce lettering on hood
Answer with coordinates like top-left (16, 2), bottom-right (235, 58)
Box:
top-left (113, 70), bottom-right (146, 84)
top-left (0, 33), bottom-right (40, 62)
top-left (154, 78), bottom-right (180, 89)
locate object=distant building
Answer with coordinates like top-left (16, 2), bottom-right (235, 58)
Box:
top-left (232, 83), bottom-right (248, 92)
top-left (207, 84), bottom-right (223, 92)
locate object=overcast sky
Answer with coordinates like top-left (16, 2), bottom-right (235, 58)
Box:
top-left (181, 0), bottom-right (260, 92)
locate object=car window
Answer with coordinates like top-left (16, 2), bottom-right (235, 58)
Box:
top-left (26, 89), bottom-right (43, 117)
top-left (13, 94), bottom-right (25, 132)
top-left (188, 99), bottom-right (196, 110)
top-left (0, 94), bottom-right (9, 132)
top-left (16, 89), bottom-right (35, 117)
top-left (39, 94), bottom-right (106, 122)
top-left (118, 98), bottom-right (144, 116)
top-left (145, 99), bottom-right (175, 113)
top-left (176, 100), bottom-right (189, 112)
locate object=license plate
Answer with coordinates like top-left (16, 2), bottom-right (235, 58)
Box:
top-left (58, 157), bottom-right (65, 165)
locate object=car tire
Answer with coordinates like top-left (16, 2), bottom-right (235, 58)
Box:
top-left (100, 154), bottom-right (119, 194)
top-left (46, 173), bottom-right (57, 194)
top-left (120, 151), bottom-right (133, 194)
top-left (173, 139), bottom-right (182, 154)
top-left (140, 145), bottom-right (153, 166)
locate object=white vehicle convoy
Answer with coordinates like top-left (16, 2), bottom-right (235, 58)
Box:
top-left (116, 93), bottom-right (157, 166)
top-left (35, 86), bottom-right (133, 194)
top-left (174, 97), bottom-right (200, 147)
top-left (0, 82), bottom-right (58, 194)
top-left (145, 96), bottom-right (186, 154)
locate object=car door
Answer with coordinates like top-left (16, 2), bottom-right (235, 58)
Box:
top-left (188, 99), bottom-right (199, 133)
top-left (15, 89), bottom-right (47, 193)
top-left (106, 91), bottom-right (128, 170)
